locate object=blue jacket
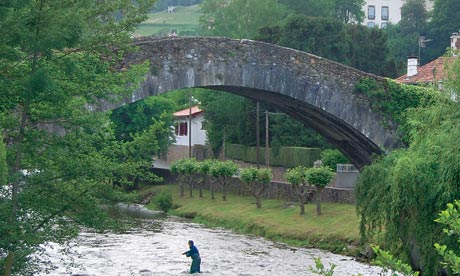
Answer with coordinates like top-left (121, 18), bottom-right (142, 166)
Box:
top-left (184, 245), bottom-right (200, 259)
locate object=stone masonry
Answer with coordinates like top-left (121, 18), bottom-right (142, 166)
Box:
top-left (96, 36), bottom-right (403, 169)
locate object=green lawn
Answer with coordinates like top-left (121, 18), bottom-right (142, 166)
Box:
top-left (135, 5), bottom-right (202, 37)
top-left (141, 184), bottom-right (362, 254)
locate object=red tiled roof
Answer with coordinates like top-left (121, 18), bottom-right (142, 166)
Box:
top-left (173, 106), bottom-right (202, 117)
top-left (396, 57), bottom-right (454, 84)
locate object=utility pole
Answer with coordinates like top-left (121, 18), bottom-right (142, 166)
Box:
top-left (188, 93), bottom-right (192, 158)
top-left (265, 110), bottom-right (269, 168)
top-left (256, 102), bottom-right (260, 168)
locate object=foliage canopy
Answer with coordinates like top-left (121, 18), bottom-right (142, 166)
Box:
top-left (0, 0), bottom-right (157, 274)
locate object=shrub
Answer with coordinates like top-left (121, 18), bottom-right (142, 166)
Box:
top-left (320, 149), bottom-right (348, 170)
top-left (154, 190), bottom-right (173, 212)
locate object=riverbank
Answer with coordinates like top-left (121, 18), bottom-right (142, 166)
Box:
top-left (140, 184), bottom-right (365, 257)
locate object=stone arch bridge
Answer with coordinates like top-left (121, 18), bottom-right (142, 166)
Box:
top-left (98, 36), bottom-right (402, 170)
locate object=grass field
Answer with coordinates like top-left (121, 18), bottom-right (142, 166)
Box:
top-left (141, 184), bottom-right (362, 254)
top-left (135, 5), bottom-right (202, 37)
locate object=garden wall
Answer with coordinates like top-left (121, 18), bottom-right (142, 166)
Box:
top-left (152, 168), bottom-right (355, 204)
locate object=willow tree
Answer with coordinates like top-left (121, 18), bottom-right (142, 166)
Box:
top-left (0, 0), bottom-right (156, 274)
top-left (356, 99), bottom-right (460, 274)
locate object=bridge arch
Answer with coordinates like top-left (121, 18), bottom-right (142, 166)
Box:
top-left (100, 36), bottom-right (402, 170)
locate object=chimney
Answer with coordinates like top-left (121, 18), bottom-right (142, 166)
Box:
top-left (451, 32), bottom-right (460, 56)
top-left (407, 56), bottom-right (418, 78)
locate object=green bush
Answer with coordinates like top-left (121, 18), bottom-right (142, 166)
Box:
top-left (154, 190), bottom-right (173, 212)
top-left (320, 149), bottom-right (348, 170)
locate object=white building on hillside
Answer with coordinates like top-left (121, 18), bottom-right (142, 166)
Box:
top-left (363, 0), bottom-right (433, 28)
top-left (173, 105), bottom-right (207, 146)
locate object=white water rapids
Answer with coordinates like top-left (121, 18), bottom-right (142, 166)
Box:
top-left (37, 216), bottom-right (386, 276)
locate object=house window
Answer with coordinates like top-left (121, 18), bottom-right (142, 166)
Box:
top-left (175, 122), bottom-right (188, 136)
top-left (201, 121), bottom-right (207, 130)
top-left (381, 6), bottom-right (389, 20)
top-left (368, 5), bottom-right (375, 20)
top-left (367, 22), bottom-right (375, 28)
top-left (381, 22), bottom-right (387, 28)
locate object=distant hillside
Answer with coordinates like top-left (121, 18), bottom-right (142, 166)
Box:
top-left (135, 5), bottom-right (202, 37)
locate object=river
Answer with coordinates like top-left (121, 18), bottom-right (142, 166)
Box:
top-left (37, 213), bottom-right (385, 276)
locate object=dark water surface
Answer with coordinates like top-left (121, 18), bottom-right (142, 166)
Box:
top-left (39, 217), bottom-right (385, 276)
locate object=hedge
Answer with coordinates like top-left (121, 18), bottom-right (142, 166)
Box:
top-left (225, 144), bottom-right (321, 168)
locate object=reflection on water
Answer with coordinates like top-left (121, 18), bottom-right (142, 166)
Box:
top-left (39, 217), bottom-right (384, 276)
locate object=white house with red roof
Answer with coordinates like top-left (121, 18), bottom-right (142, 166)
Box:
top-left (396, 32), bottom-right (460, 89)
top-left (173, 105), bottom-right (207, 146)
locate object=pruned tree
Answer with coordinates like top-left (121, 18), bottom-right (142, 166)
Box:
top-left (285, 166), bottom-right (311, 215)
top-left (240, 167), bottom-right (272, 208)
top-left (171, 158), bottom-right (198, 197)
top-left (196, 159), bottom-right (213, 198)
top-left (305, 167), bottom-right (335, 216)
top-left (209, 160), bottom-right (239, 201)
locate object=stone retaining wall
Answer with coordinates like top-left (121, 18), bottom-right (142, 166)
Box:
top-left (153, 168), bottom-right (355, 204)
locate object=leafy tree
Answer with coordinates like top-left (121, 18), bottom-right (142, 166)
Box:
top-left (285, 166), bottom-right (311, 215)
top-left (356, 97), bottom-right (460, 274)
top-left (199, 91), bottom-right (256, 155)
top-left (209, 160), bottom-right (238, 201)
top-left (321, 149), bottom-right (348, 170)
top-left (434, 200), bottom-right (460, 274)
top-left (171, 158), bottom-right (199, 197)
top-left (426, 0), bottom-right (460, 63)
top-left (110, 96), bottom-right (176, 143)
top-left (278, 0), bottom-right (365, 23)
top-left (278, 0), bottom-right (332, 18)
top-left (0, 0), bottom-right (156, 274)
top-left (277, 15), bottom-right (349, 64)
top-left (183, 158), bottom-right (199, 198)
top-left (0, 132), bottom-right (6, 187)
top-left (400, 0), bottom-right (428, 33)
top-left (270, 114), bottom-right (329, 153)
top-left (240, 167), bottom-right (272, 208)
top-left (371, 245), bottom-right (420, 276)
top-left (385, 0), bottom-right (428, 73)
top-left (199, 0), bottom-right (287, 39)
top-left (305, 167), bottom-right (335, 216)
top-left (258, 15), bottom-right (397, 77)
top-left (346, 24), bottom-right (398, 77)
top-left (112, 120), bottom-right (167, 190)
top-left (196, 159), bottom-right (213, 198)
top-left (331, 0), bottom-right (365, 24)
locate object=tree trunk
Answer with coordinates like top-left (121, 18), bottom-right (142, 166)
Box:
top-left (179, 181), bottom-right (185, 197)
top-left (222, 178), bottom-right (227, 201)
top-left (4, 251), bottom-right (14, 276)
top-left (315, 187), bottom-right (322, 216)
top-left (299, 196), bottom-right (305, 215)
top-left (189, 183), bottom-right (193, 197)
top-left (255, 184), bottom-right (264, 208)
top-left (255, 196), bottom-right (261, 208)
top-left (210, 179), bottom-right (215, 199)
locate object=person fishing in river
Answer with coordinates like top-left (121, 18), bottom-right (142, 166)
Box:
top-left (182, 240), bottom-right (201, 274)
